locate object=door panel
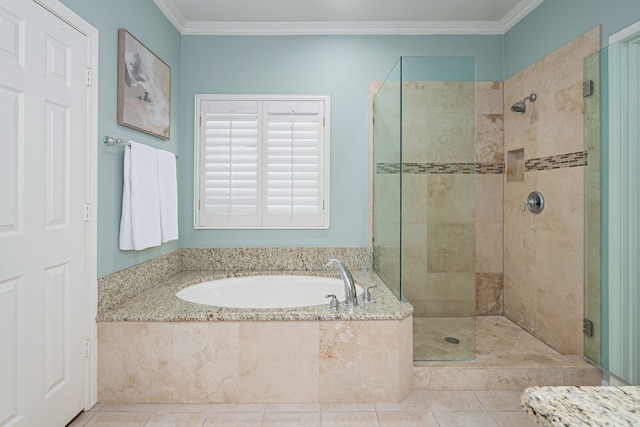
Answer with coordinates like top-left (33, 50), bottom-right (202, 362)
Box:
top-left (0, 0), bottom-right (89, 425)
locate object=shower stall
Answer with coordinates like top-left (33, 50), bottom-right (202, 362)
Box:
top-left (373, 56), bottom-right (477, 361)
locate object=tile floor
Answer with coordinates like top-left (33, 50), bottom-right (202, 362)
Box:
top-left (67, 389), bottom-right (534, 426)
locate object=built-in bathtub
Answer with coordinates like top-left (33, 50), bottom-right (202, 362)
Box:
top-left (97, 250), bottom-right (413, 404)
top-left (176, 275), bottom-right (363, 309)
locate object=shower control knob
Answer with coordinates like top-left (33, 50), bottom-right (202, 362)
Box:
top-left (522, 191), bottom-right (545, 214)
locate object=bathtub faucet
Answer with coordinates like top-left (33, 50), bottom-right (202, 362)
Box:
top-left (325, 258), bottom-right (358, 307)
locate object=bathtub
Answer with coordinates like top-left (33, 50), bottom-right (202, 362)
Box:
top-left (176, 275), bottom-right (363, 308)
top-left (97, 267), bottom-right (413, 404)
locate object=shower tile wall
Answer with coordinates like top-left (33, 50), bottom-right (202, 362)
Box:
top-left (503, 27), bottom-right (600, 355)
top-left (476, 82), bottom-right (505, 316)
top-left (402, 81), bottom-right (504, 317)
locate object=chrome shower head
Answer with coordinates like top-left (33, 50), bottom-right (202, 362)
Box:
top-left (511, 93), bottom-right (537, 114)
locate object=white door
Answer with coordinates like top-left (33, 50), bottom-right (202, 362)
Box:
top-left (0, 0), bottom-right (90, 425)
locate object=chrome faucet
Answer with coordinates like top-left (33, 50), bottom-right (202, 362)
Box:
top-left (325, 258), bottom-right (358, 307)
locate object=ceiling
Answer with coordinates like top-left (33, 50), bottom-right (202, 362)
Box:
top-left (152, 0), bottom-right (544, 35)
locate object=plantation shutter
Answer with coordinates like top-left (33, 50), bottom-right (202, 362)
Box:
top-left (195, 95), bottom-right (329, 229)
top-left (264, 100), bottom-right (325, 227)
top-left (199, 100), bottom-right (261, 227)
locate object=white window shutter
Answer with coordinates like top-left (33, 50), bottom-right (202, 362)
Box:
top-left (264, 100), bottom-right (325, 227)
top-left (199, 100), bottom-right (261, 227)
top-left (194, 95), bottom-right (329, 229)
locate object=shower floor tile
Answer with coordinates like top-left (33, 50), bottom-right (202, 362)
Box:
top-left (413, 316), bottom-right (476, 361)
top-left (413, 316), bottom-right (602, 391)
top-left (414, 315), bottom-right (593, 366)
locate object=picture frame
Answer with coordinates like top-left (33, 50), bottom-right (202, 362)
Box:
top-left (117, 29), bottom-right (171, 140)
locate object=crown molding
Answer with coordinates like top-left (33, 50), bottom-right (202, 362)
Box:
top-left (181, 20), bottom-right (505, 36)
top-left (156, 0), bottom-right (544, 36)
top-left (499, 0), bottom-right (544, 33)
top-left (152, 0), bottom-right (187, 31)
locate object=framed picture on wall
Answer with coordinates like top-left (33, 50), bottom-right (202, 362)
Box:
top-left (117, 28), bottom-right (171, 140)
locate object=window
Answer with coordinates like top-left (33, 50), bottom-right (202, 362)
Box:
top-left (194, 94), bottom-right (330, 229)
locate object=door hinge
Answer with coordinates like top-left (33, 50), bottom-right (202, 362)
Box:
top-left (85, 68), bottom-right (92, 86)
top-left (322, 200), bottom-right (325, 210)
top-left (84, 339), bottom-right (91, 358)
top-left (583, 80), bottom-right (593, 97)
top-left (84, 203), bottom-right (91, 222)
top-left (583, 318), bottom-right (594, 337)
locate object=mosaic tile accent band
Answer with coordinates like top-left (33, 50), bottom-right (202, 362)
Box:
top-left (376, 162), bottom-right (504, 175)
top-left (376, 151), bottom-right (587, 175)
top-left (526, 151), bottom-right (587, 171)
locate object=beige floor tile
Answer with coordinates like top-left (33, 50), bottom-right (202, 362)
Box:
top-left (99, 403), bottom-right (160, 412)
top-left (434, 410), bottom-right (499, 427)
top-left (145, 412), bottom-right (208, 427)
top-left (377, 411), bottom-right (439, 427)
top-left (262, 412), bottom-right (321, 427)
top-left (154, 403), bottom-right (212, 413)
top-left (320, 411), bottom-right (380, 426)
top-left (491, 410), bottom-right (536, 426)
top-left (474, 390), bottom-right (525, 411)
top-left (320, 403), bottom-right (376, 412)
top-left (425, 390), bottom-right (485, 412)
top-left (203, 412), bottom-right (263, 426)
top-left (66, 411), bottom-right (96, 427)
top-left (83, 411), bottom-right (151, 427)
top-left (265, 403), bottom-right (321, 412)
top-left (374, 390), bottom-right (431, 412)
top-left (208, 403), bottom-right (266, 413)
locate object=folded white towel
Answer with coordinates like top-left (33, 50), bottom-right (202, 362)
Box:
top-left (157, 148), bottom-right (179, 243)
top-left (119, 141), bottom-right (162, 250)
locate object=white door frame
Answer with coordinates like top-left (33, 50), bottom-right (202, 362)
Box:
top-left (33, 0), bottom-right (99, 408)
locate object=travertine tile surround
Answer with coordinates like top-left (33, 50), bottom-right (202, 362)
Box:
top-left (371, 81), bottom-right (505, 318)
top-left (98, 318), bottom-right (413, 404)
top-left (97, 247), bottom-right (413, 404)
top-left (503, 26), bottom-right (601, 355)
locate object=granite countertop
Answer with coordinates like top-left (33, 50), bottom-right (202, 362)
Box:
top-left (97, 269), bottom-right (413, 322)
top-left (521, 386), bottom-right (640, 426)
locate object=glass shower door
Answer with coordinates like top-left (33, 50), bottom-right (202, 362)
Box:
top-left (373, 59), bottom-right (402, 299)
top-left (373, 56), bottom-right (476, 362)
top-left (401, 57), bottom-right (476, 361)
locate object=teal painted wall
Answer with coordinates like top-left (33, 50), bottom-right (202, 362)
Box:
top-left (179, 35), bottom-right (503, 248)
top-left (59, 0), bottom-right (182, 277)
top-left (504, 0), bottom-right (640, 78)
top-left (59, 0), bottom-right (640, 275)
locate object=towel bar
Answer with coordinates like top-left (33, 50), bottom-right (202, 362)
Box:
top-left (103, 136), bottom-right (178, 159)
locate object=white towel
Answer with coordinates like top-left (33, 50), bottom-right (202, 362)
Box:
top-left (157, 148), bottom-right (179, 243)
top-left (119, 142), bottom-right (162, 250)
